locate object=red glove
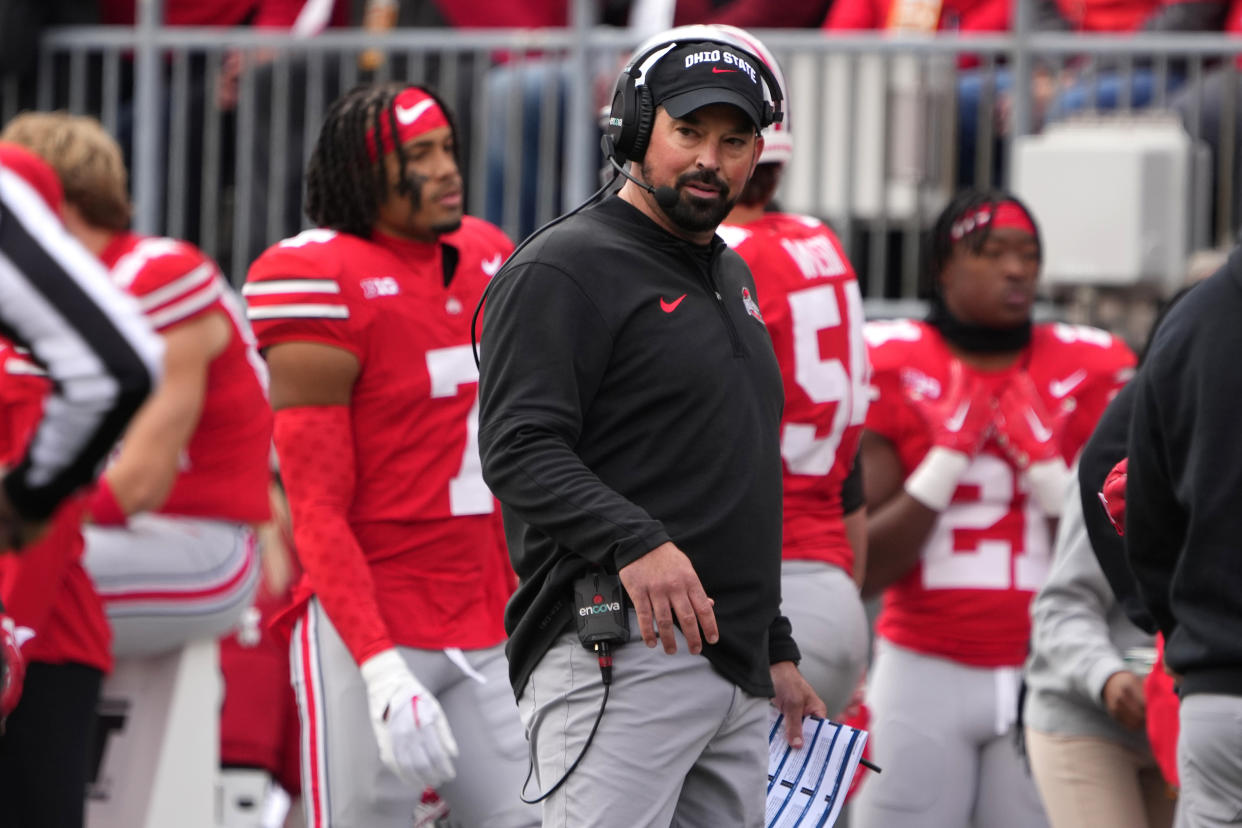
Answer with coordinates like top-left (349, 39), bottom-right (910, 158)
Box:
top-left (903, 360), bottom-right (993, 511)
top-left (1099, 457), bottom-right (1127, 536)
top-left (909, 360), bottom-right (994, 456)
top-left (995, 373), bottom-right (1074, 516)
top-left (0, 614), bottom-right (26, 724)
top-left (994, 373), bottom-right (1069, 470)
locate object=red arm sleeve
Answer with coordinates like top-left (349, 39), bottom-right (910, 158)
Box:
top-left (273, 405), bottom-right (392, 664)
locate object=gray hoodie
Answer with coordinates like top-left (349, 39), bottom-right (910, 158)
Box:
top-left (1023, 473), bottom-right (1155, 755)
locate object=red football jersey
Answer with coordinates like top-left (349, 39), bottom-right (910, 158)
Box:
top-left (244, 218), bottom-right (516, 650)
top-left (720, 214), bottom-right (870, 575)
top-left (0, 341), bottom-right (112, 673)
top-left (101, 232), bottom-right (273, 524)
top-left (864, 319), bottom-right (1135, 666)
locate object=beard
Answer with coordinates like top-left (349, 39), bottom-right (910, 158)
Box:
top-left (640, 163), bottom-right (737, 234)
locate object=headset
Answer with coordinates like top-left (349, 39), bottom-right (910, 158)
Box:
top-left (472, 28), bottom-right (787, 368)
top-left (603, 26), bottom-right (786, 163)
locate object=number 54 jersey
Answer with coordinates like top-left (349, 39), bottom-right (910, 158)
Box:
top-left (719, 213), bottom-right (870, 577)
top-left (864, 319), bottom-right (1135, 666)
top-left (244, 218), bottom-right (515, 649)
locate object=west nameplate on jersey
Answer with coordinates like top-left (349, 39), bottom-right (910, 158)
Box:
top-left (573, 571), bottom-right (629, 649)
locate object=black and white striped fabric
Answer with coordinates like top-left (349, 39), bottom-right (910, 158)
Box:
top-left (0, 161), bottom-right (162, 522)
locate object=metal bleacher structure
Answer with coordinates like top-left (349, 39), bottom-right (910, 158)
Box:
top-left (3, 1), bottom-right (1242, 310)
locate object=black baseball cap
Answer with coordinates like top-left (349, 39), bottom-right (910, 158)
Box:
top-left (645, 42), bottom-right (769, 130)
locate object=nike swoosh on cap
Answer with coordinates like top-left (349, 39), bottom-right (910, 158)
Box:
top-left (395, 98), bottom-right (435, 126)
top-left (711, 67), bottom-right (738, 74)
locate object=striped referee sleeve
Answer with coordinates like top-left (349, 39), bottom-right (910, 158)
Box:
top-left (0, 163), bottom-right (163, 521)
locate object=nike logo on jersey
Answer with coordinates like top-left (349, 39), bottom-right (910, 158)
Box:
top-left (1025, 407), bottom-right (1054, 442)
top-left (1049, 369), bottom-right (1087, 399)
top-left (944, 400), bottom-right (971, 433)
top-left (660, 294), bottom-right (686, 313)
top-left (481, 254), bottom-right (503, 277)
top-left (711, 67), bottom-right (738, 73)
top-left (395, 99), bottom-right (435, 126)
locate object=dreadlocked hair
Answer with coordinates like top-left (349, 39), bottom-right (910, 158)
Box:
top-left (304, 82), bottom-right (461, 238)
top-left (922, 187), bottom-right (1042, 298)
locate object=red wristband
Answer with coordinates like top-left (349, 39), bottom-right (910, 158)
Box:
top-left (88, 478), bottom-right (128, 526)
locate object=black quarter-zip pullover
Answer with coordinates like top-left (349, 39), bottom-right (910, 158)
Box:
top-left (478, 195), bottom-right (799, 699)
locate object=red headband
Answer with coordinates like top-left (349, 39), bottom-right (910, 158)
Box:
top-left (0, 142), bottom-right (64, 211)
top-left (949, 201), bottom-right (1036, 242)
top-left (366, 87), bottom-right (451, 159)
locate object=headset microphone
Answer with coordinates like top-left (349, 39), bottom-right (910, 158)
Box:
top-left (601, 135), bottom-right (679, 209)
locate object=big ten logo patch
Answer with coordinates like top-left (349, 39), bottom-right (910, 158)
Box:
top-left (361, 276), bottom-right (400, 299)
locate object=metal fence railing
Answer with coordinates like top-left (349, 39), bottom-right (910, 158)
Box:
top-left (3, 21), bottom-right (1241, 300)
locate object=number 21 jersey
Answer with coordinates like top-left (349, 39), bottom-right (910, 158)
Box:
top-left (864, 319), bottom-right (1134, 666)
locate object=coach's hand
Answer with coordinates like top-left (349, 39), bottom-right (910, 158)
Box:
top-left (771, 661), bottom-right (827, 749)
top-left (620, 542), bottom-right (718, 655)
top-left (360, 649), bottom-right (458, 790)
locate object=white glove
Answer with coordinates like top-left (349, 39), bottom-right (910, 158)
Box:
top-left (360, 649), bottom-right (458, 789)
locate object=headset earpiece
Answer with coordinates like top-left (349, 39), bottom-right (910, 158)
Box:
top-left (626, 85), bottom-right (655, 161)
top-left (606, 64), bottom-right (655, 162)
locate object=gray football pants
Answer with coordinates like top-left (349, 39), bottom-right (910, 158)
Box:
top-left (85, 515), bottom-right (260, 658)
top-left (518, 613), bottom-right (769, 828)
top-left (290, 598), bottom-right (538, 828)
top-left (1176, 693), bottom-right (1242, 828)
top-left (780, 560), bottom-right (869, 717)
top-left (853, 639), bottom-right (1049, 828)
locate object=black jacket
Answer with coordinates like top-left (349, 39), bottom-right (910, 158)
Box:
top-left (1079, 382), bottom-right (1158, 634)
top-left (1127, 247), bottom-right (1242, 697)
top-left (478, 195), bottom-right (798, 699)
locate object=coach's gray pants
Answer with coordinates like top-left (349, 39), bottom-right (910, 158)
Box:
top-left (1176, 693), bottom-right (1242, 827)
top-left (518, 613), bottom-right (769, 828)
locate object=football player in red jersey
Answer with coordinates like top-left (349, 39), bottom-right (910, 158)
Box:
top-left (717, 27), bottom-right (871, 718)
top-left (0, 141), bottom-right (160, 828)
top-left (853, 189), bottom-right (1135, 828)
top-left (2, 113), bottom-right (270, 658)
top-left (243, 83), bottom-right (534, 828)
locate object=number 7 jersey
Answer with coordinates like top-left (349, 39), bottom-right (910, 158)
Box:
top-left (864, 319), bottom-right (1135, 666)
top-left (244, 218), bottom-right (515, 649)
